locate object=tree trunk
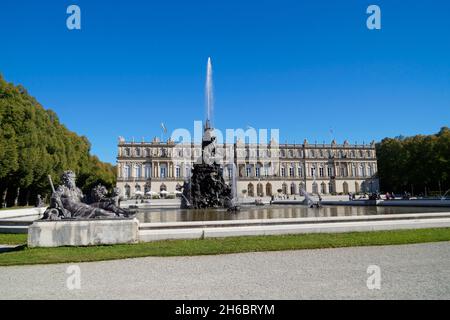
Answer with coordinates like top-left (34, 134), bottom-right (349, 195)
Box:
top-left (14, 186), bottom-right (20, 207)
top-left (1, 188), bottom-right (7, 208)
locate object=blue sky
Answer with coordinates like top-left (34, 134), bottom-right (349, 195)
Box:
top-left (1, 0), bottom-right (449, 164)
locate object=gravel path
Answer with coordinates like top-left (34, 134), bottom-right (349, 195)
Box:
top-left (1, 242), bottom-right (449, 299)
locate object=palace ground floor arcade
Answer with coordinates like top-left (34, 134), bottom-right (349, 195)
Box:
top-left (116, 177), bottom-right (379, 199)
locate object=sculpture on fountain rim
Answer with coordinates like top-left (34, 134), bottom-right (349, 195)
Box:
top-left (42, 170), bottom-right (135, 220)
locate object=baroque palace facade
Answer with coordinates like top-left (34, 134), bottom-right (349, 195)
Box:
top-left (116, 137), bottom-right (379, 198)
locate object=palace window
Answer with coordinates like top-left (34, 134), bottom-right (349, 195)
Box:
top-left (289, 167), bottom-right (294, 177)
top-left (246, 166), bottom-right (252, 177)
top-left (311, 167), bottom-right (316, 177)
top-left (264, 165), bottom-right (270, 177)
top-left (359, 164), bottom-right (365, 177)
top-left (368, 165), bottom-right (373, 177)
top-left (144, 165), bottom-right (151, 178)
top-left (319, 167), bottom-right (324, 177)
top-left (135, 148), bottom-right (141, 157)
top-left (123, 165), bottom-right (131, 178)
top-left (281, 167), bottom-right (286, 177)
top-left (175, 166), bottom-right (181, 178)
top-left (125, 148), bottom-right (130, 157)
top-left (160, 166), bottom-right (167, 178)
top-left (352, 165), bottom-right (356, 177)
top-left (255, 166), bottom-right (260, 177)
top-left (135, 165), bottom-right (142, 178)
top-left (327, 167), bottom-right (333, 177)
top-left (298, 166), bottom-right (303, 177)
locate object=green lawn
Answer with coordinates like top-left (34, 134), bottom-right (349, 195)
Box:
top-left (0, 228), bottom-right (449, 266)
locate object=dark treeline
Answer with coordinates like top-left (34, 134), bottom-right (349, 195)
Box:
top-left (376, 127), bottom-right (450, 196)
top-left (0, 75), bottom-right (116, 208)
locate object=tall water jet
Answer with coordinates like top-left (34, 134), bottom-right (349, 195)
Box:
top-left (205, 57), bottom-right (214, 127)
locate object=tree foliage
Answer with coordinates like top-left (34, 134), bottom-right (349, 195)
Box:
top-left (376, 127), bottom-right (450, 195)
top-left (0, 75), bottom-right (116, 207)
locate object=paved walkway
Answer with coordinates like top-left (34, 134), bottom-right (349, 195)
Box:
top-left (0, 242), bottom-right (449, 299)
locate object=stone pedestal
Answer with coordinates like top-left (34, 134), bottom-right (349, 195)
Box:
top-left (28, 218), bottom-right (139, 248)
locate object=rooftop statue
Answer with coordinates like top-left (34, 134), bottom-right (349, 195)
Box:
top-left (42, 171), bottom-right (135, 220)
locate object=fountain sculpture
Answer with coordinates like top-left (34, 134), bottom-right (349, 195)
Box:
top-left (42, 171), bottom-right (135, 220)
top-left (181, 58), bottom-right (239, 210)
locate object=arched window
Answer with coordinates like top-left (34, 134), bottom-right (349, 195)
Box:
top-left (247, 183), bottom-right (255, 197)
top-left (282, 183), bottom-right (288, 195)
top-left (265, 183), bottom-right (272, 196)
top-left (321, 182), bottom-right (327, 194)
top-left (343, 182), bottom-right (349, 194)
top-left (257, 183), bottom-right (264, 197)
top-left (290, 183), bottom-right (297, 195)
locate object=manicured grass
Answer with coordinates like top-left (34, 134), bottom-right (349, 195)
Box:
top-left (0, 233), bottom-right (27, 245)
top-left (0, 228), bottom-right (449, 266)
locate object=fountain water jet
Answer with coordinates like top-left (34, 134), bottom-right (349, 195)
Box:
top-left (181, 58), bottom-right (238, 210)
top-left (205, 57), bottom-right (214, 127)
